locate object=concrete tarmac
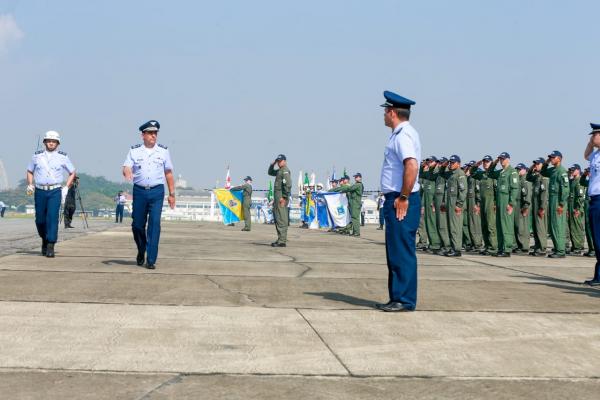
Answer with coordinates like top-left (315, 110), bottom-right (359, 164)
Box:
top-left (0, 219), bottom-right (599, 399)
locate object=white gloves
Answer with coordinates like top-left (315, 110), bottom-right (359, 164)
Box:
top-left (26, 184), bottom-right (35, 196)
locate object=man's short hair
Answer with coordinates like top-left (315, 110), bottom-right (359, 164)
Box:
top-left (394, 108), bottom-right (411, 120)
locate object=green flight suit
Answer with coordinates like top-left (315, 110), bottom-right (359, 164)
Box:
top-left (581, 175), bottom-right (595, 254)
top-left (421, 166), bottom-right (440, 250)
top-left (444, 168), bottom-right (467, 252)
top-left (462, 209), bottom-right (472, 249)
top-left (231, 183), bottom-right (253, 231)
top-left (431, 166), bottom-right (451, 250)
top-left (417, 177), bottom-right (428, 247)
top-left (568, 176), bottom-right (585, 251)
top-left (541, 163), bottom-right (569, 255)
top-left (527, 169), bottom-right (549, 253)
top-left (471, 166), bottom-right (498, 254)
top-left (268, 163), bottom-right (292, 244)
top-left (488, 161), bottom-right (519, 254)
top-left (334, 182), bottom-right (364, 236)
top-left (514, 175), bottom-right (532, 251)
top-left (467, 175), bottom-right (483, 249)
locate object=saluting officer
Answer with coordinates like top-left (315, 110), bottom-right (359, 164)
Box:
top-left (420, 156), bottom-right (441, 252)
top-left (583, 123), bottom-right (600, 285)
top-left (425, 156), bottom-right (450, 255)
top-left (443, 155), bottom-right (467, 257)
top-left (567, 164), bottom-right (585, 255)
top-left (487, 152), bottom-right (519, 257)
top-left (26, 131), bottom-right (76, 257)
top-left (465, 160), bottom-right (483, 252)
top-left (331, 172), bottom-right (364, 237)
top-left (231, 176), bottom-right (253, 232)
top-left (580, 168), bottom-right (595, 257)
top-left (470, 155), bottom-right (498, 255)
top-left (122, 120), bottom-right (176, 269)
top-left (268, 154), bottom-right (292, 247)
top-left (375, 91), bottom-right (421, 312)
top-left (540, 150), bottom-right (570, 258)
top-left (527, 158), bottom-right (549, 256)
top-left (513, 163), bottom-right (532, 254)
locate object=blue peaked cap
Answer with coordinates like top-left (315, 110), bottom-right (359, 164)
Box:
top-left (380, 91), bottom-right (416, 109)
top-left (590, 123), bottom-right (600, 134)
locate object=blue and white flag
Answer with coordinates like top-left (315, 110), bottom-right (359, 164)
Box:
top-left (314, 193), bottom-right (330, 228)
top-left (322, 192), bottom-right (350, 228)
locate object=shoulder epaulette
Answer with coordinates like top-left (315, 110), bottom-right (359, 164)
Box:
top-left (34, 150), bottom-right (43, 155)
top-left (58, 150), bottom-right (67, 156)
top-left (131, 144), bottom-right (142, 149)
top-left (157, 143), bottom-right (168, 149)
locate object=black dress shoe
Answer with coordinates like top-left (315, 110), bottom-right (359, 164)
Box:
top-left (548, 253), bottom-right (566, 258)
top-left (584, 251), bottom-right (596, 257)
top-left (479, 249), bottom-right (490, 256)
top-left (432, 249), bottom-right (445, 255)
top-left (584, 279), bottom-right (600, 286)
top-left (65, 224), bottom-right (75, 229)
top-left (379, 302), bottom-right (414, 312)
top-left (444, 250), bottom-right (462, 257)
top-left (41, 240), bottom-right (48, 256)
top-left (46, 243), bottom-right (55, 258)
top-left (136, 252), bottom-right (145, 266)
top-left (146, 263), bottom-right (155, 269)
top-left (495, 252), bottom-right (511, 257)
top-left (271, 242), bottom-right (287, 247)
top-left (375, 301), bottom-right (393, 309)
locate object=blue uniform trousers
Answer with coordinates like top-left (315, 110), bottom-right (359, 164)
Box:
top-left (34, 187), bottom-right (61, 243)
top-left (588, 196), bottom-right (600, 280)
top-left (132, 185), bottom-right (164, 265)
top-left (384, 191), bottom-right (421, 310)
top-left (115, 204), bottom-right (124, 222)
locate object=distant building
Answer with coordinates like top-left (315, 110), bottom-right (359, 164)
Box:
top-left (175, 174), bottom-right (189, 189)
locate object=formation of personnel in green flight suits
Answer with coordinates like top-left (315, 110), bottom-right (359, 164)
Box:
top-left (417, 150), bottom-right (594, 258)
top-left (330, 173), bottom-right (364, 237)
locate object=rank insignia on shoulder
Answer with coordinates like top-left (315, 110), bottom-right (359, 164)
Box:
top-left (34, 150), bottom-right (43, 155)
top-left (157, 143), bottom-right (168, 149)
top-left (131, 144), bottom-right (142, 149)
top-left (58, 151), bottom-right (67, 156)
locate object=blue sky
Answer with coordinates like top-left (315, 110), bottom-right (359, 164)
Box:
top-left (1, 0), bottom-right (599, 190)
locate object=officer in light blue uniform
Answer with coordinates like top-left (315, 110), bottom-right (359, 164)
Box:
top-left (583, 122), bottom-right (600, 285)
top-left (376, 91), bottom-right (422, 312)
top-left (26, 130), bottom-right (76, 257)
top-left (122, 120), bottom-right (176, 269)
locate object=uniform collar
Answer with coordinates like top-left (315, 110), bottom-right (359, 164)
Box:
top-left (392, 120), bottom-right (409, 135)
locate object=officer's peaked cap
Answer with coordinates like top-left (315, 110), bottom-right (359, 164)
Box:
top-left (380, 91), bottom-right (415, 110)
top-left (139, 120), bottom-right (160, 132)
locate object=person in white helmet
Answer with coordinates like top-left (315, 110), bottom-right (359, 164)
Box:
top-left (26, 131), bottom-right (76, 257)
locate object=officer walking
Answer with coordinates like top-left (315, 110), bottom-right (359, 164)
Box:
top-left (26, 130), bottom-right (76, 257)
top-left (471, 155), bottom-right (498, 255)
top-left (567, 164), bottom-right (585, 255)
top-left (231, 176), bottom-right (253, 231)
top-left (268, 154), bottom-right (291, 247)
top-left (63, 175), bottom-right (79, 228)
top-left (527, 158), bottom-right (549, 256)
top-left (443, 155), bottom-right (467, 257)
top-left (375, 91), bottom-right (421, 312)
top-left (583, 123), bottom-right (600, 285)
top-left (513, 164), bottom-right (532, 253)
top-left (487, 152), bottom-right (519, 257)
top-left (0, 200), bottom-right (6, 218)
top-left (122, 120), bottom-right (176, 269)
top-left (114, 191), bottom-right (127, 223)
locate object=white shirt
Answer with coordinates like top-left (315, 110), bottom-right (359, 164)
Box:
top-left (27, 150), bottom-right (75, 186)
top-left (123, 143), bottom-right (174, 187)
top-left (0, 201), bottom-right (5, 208)
top-left (587, 150), bottom-right (600, 196)
top-left (380, 121), bottom-right (421, 194)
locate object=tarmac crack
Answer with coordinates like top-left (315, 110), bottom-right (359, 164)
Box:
top-left (296, 308), bottom-right (353, 376)
top-left (136, 373), bottom-right (183, 400)
top-left (204, 276), bottom-right (257, 305)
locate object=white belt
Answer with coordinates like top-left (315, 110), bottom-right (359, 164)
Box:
top-left (35, 184), bottom-right (62, 191)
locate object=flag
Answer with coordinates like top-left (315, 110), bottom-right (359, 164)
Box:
top-left (305, 191), bottom-right (316, 226)
top-left (213, 188), bottom-right (243, 225)
top-left (343, 167), bottom-right (347, 177)
top-left (314, 193), bottom-right (330, 228)
top-left (267, 181), bottom-right (273, 202)
top-left (225, 166), bottom-right (231, 189)
top-left (304, 172), bottom-right (310, 186)
top-left (331, 166), bottom-right (336, 181)
top-left (322, 192), bottom-right (350, 227)
top-left (310, 172), bottom-right (316, 186)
